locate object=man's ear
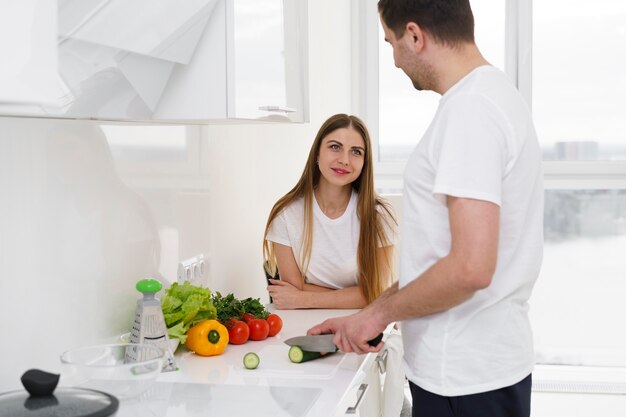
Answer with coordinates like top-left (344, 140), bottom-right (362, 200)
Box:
top-left (405, 22), bottom-right (425, 52)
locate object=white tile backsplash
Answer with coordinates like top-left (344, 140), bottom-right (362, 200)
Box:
top-left (0, 117), bottom-right (210, 391)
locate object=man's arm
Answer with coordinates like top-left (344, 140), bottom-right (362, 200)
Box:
top-left (309, 196), bottom-right (500, 353)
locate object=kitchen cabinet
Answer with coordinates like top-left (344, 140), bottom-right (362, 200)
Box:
top-left (0, 0), bottom-right (308, 123)
top-left (153, 0), bottom-right (308, 123)
top-left (226, 0), bottom-right (308, 122)
top-left (334, 351), bottom-right (383, 417)
top-left (112, 308), bottom-right (390, 417)
top-left (0, 1), bottom-right (61, 109)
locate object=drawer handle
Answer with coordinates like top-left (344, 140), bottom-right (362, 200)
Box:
top-left (375, 348), bottom-right (389, 374)
top-left (346, 383), bottom-right (368, 414)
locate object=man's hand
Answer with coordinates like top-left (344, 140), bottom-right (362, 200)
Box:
top-left (307, 308), bottom-right (386, 354)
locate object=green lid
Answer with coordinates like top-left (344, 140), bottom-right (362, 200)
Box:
top-left (135, 279), bottom-right (162, 293)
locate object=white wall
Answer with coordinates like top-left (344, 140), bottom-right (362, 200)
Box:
top-left (0, 117), bottom-right (222, 390)
top-left (0, 0), bottom-right (355, 392)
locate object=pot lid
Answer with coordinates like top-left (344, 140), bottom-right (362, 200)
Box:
top-left (0, 369), bottom-right (118, 417)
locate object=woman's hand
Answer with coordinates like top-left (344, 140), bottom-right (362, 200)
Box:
top-left (267, 278), bottom-right (304, 309)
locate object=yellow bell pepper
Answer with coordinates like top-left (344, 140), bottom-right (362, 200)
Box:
top-left (185, 320), bottom-right (229, 356)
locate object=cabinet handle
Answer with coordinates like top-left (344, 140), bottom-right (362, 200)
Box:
top-left (345, 383), bottom-right (368, 414)
top-left (258, 105), bottom-right (296, 113)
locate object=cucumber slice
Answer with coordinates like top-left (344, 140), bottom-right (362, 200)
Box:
top-left (243, 352), bottom-right (260, 369)
top-left (288, 345), bottom-right (334, 363)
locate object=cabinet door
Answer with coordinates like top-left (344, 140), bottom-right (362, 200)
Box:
top-left (336, 355), bottom-right (383, 417)
top-left (0, 0), bottom-right (307, 122)
top-left (227, 0), bottom-right (307, 122)
top-left (0, 1), bottom-right (61, 111)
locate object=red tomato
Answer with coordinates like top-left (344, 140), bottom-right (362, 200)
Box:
top-left (242, 313), bottom-right (256, 323)
top-left (266, 314), bottom-right (283, 337)
top-left (248, 319), bottom-right (270, 341)
top-left (226, 319), bottom-right (249, 345)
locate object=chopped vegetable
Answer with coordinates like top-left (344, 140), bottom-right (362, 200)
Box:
top-left (161, 282), bottom-right (217, 344)
top-left (243, 352), bottom-right (260, 369)
top-left (185, 320), bottom-right (229, 356)
top-left (288, 346), bottom-right (335, 363)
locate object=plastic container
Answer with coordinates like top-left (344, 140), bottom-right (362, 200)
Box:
top-left (60, 343), bottom-right (163, 400)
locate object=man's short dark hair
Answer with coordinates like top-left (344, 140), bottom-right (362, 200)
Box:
top-left (378, 0), bottom-right (475, 46)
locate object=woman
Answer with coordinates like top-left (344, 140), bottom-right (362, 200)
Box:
top-left (263, 114), bottom-right (397, 309)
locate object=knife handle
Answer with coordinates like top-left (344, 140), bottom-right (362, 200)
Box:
top-left (367, 333), bottom-right (383, 346)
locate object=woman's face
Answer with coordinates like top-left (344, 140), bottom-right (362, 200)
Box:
top-left (317, 127), bottom-right (366, 189)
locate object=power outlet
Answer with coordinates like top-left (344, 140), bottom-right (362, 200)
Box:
top-left (177, 254), bottom-right (208, 283)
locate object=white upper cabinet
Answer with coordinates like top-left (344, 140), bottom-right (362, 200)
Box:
top-left (0, 0), bottom-right (308, 123)
top-left (228, 0), bottom-right (308, 122)
top-left (0, 1), bottom-right (61, 110)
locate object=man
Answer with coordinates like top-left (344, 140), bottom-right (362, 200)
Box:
top-left (308, 1), bottom-right (544, 416)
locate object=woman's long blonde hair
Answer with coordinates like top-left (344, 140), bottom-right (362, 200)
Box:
top-left (262, 114), bottom-right (396, 303)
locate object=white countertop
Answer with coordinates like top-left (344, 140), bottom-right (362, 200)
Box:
top-left (115, 307), bottom-right (375, 417)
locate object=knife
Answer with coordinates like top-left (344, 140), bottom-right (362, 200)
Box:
top-left (284, 333), bottom-right (383, 352)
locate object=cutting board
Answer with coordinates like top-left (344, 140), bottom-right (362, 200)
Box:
top-left (234, 345), bottom-right (346, 379)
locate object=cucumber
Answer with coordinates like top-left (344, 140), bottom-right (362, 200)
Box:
top-left (288, 345), bottom-right (335, 363)
top-left (243, 352), bottom-right (260, 369)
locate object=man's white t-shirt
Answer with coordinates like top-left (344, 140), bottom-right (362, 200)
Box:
top-left (267, 191), bottom-right (394, 288)
top-left (400, 65), bottom-right (544, 396)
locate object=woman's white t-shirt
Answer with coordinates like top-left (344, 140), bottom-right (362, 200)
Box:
top-left (267, 191), bottom-right (394, 289)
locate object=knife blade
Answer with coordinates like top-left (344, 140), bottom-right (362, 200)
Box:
top-left (284, 333), bottom-right (383, 352)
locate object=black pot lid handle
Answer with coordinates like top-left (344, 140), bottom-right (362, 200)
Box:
top-left (21, 369), bottom-right (60, 397)
top-left (0, 369), bottom-right (119, 417)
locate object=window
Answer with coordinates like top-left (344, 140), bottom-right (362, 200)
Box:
top-left (531, 0), bottom-right (626, 364)
top-left (533, 0), bottom-right (626, 161)
top-left (535, 190), bottom-right (626, 361)
top-left (360, 0), bottom-right (626, 368)
top-left (103, 125), bottom-right (189, 163)
top-left (101, 124), bottom-right (202, 176)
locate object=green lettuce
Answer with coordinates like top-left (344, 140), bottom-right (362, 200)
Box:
top-left (161, 282), bottom-right (217, 343)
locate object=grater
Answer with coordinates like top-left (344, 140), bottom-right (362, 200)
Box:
top-left (127, 279), bottom-right (177, 372)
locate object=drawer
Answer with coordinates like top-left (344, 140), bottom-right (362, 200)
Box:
top-left (335, 351), bottom-right (384, 417)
